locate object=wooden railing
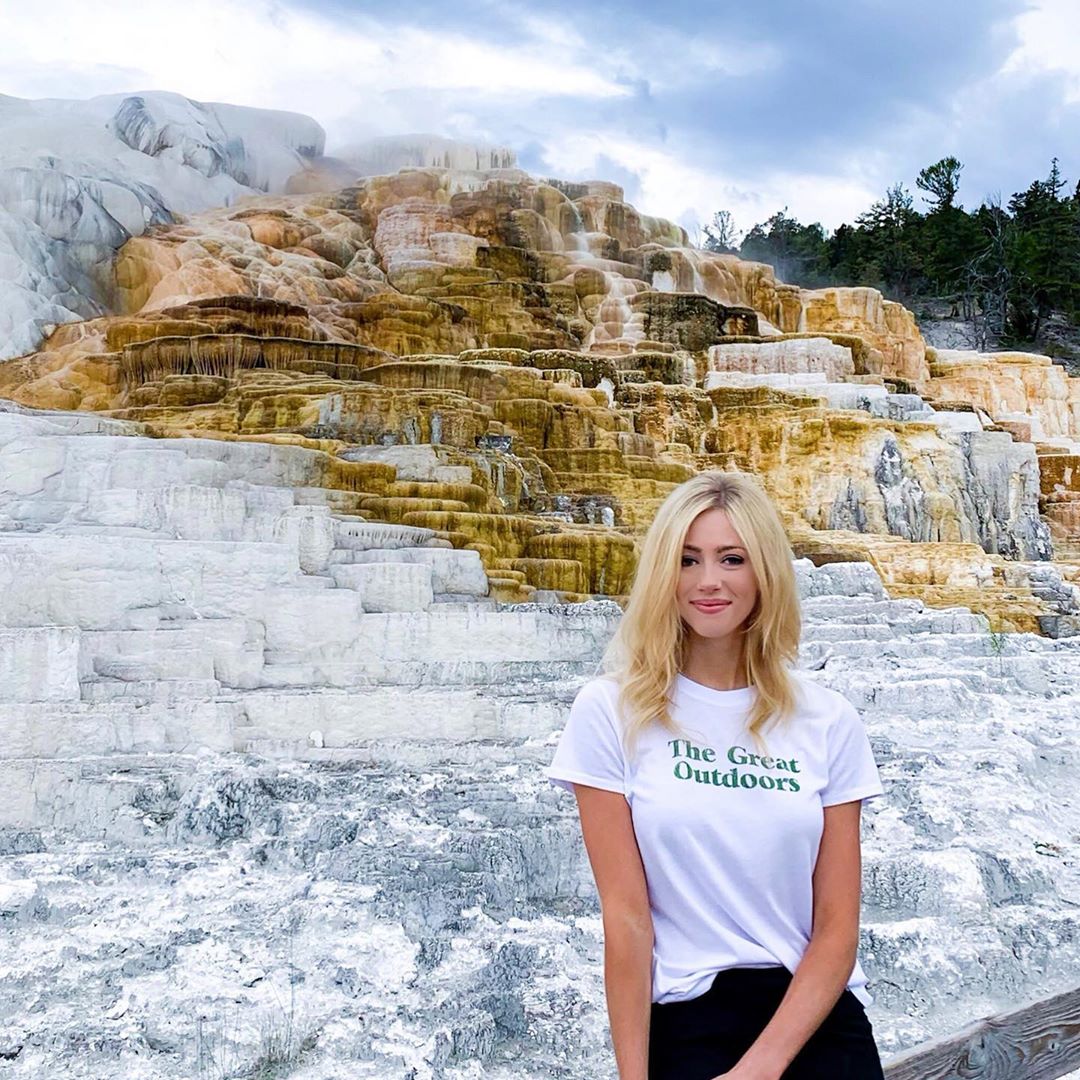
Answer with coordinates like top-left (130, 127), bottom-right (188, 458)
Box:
top-left (883, 984), bottom-right (1080, 1080)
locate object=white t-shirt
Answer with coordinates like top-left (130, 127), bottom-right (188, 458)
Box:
top-left (545, 669), bottom-right (885, 1007)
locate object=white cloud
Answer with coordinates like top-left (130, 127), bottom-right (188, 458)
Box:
top-left (641, 32), bottom-right (781, 89)
top-left (1002, 0), bottom-right (1080, 101)
top-left (0, 0), bottom-right (630, 146)
top-left (540, 132), bottom-right (879, 235)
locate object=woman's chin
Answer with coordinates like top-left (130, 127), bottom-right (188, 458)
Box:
top-left (684, 619), bottom-right (743, 641)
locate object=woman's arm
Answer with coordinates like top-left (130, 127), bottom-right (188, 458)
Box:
top-left (604, 915), bottom-right (654, 1080)
top-left (573, 783), bottom-right (654, 1080)
top-left (722, 799), bottom-right (866, 1080)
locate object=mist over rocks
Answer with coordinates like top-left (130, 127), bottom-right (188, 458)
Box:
top-left (286, 133), bottom-right (518, 196)
top-left (337, 134), bottom-right (516, 177)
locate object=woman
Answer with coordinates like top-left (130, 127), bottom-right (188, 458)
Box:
top-left (545, 469), bottom-right (886, 1080)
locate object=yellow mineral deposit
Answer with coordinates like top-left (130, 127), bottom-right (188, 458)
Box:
top-left (2, 166), bottom-right (1078, 624)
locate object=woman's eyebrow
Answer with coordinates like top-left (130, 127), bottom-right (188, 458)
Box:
top-left (682, 544), bottom-right (746, 553)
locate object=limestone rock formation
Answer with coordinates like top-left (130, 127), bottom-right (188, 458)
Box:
top-left (0, 400), bottom-right (1075, 1075)
top-left (0, 137), bottom-right (1079, 1077)
top-left (0, 90), bottom-right (325, 360)
top-left (2, 162), bottom-right (1078, 631)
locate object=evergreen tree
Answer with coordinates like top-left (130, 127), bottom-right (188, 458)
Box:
top-left (916, 156), bottom-right (963, 212)
top-left (825, 222), bottom-right (861, 284)
top-left (964, 199), bottom-right (1014, 348)
top-left (852, 183), bottom-right (922, 299)
top-left (913, 157), bottom-right (980, 297)
top-left (701, 154), bottom-right (1080, 350)
top-left (1006, 158), bottom-right (1080, 337)
top-left (737, 208), bottom-right (830, 286)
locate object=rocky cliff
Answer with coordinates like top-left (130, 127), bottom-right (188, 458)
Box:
top-left (0, 408), bottom-right (1075, 1075)
top-left (0, 90), bottom-right (325, 362)
top-left (2, 161), bottom-right (1079, 631)
top-left (1, 102), bottom-right (1080, 1078)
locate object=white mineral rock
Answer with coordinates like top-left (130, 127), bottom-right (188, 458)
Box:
top-left (0, 90), bottom-right (325, 360)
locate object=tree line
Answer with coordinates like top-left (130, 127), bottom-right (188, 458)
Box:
top-left (703, 157), bottom-right (1080, 349)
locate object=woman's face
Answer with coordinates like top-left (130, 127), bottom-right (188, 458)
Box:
top-left (676, 508), bottom-right (760, 643)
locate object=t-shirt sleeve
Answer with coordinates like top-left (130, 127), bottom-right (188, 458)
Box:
top-left (820, 697), bottom-right (885, 807)
top-left (545, 678), bottom-right (627, 795)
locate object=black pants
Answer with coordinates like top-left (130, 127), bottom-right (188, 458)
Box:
top-left (648, 966), bottom-right (885, 1080)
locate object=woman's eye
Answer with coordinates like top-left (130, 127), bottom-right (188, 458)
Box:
top-left (681, 556), bottom-right (696, 566)
top-left (724, 557), bottom-right (744, 565)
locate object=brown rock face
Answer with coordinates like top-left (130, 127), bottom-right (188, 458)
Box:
top-left (632, 293), bottom-right (759, 351)
top-left (3, 165), bottom-right (1079, 629)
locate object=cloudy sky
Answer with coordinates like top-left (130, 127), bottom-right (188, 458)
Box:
top-left (2, 0), bottom-right (1078, 239)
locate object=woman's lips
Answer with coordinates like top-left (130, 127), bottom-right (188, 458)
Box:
top-left (691, 600), bottom-right (731, 611)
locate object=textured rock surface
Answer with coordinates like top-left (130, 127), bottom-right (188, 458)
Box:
top-left (0, 91), bottom-right (324, 360)
top-left (2, 158), bottom-right (1079, 629)
top-left (3, 93), bottom-right (1080, 1079)
top-left (930, 347), bottom-right (1080, 442)
top-left (0, 404), bottom-right (1075, 1076)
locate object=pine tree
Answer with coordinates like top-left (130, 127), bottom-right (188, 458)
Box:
top-left (703, 210), bottom-right (740, 254)
top-left (738, 208), bottom-right (830, 286)
top-left (853, 184), bottom-right (922, 299)
top-left (916, 156), bottom-right (963, 212)
top-left (1006, 158), bottom-right (1080, 339)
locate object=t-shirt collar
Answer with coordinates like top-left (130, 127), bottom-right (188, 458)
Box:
top-left (674, 672), bottom-right (757, 708)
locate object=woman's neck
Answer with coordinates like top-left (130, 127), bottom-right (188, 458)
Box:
top-left (680, 639), bottom-right (750, 691)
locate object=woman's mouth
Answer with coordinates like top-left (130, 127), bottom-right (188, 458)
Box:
top-left (691, 600), bottom-right (732, 612)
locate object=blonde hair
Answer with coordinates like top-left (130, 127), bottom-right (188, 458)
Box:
top-left (597, 468), bottom-right (803, 761)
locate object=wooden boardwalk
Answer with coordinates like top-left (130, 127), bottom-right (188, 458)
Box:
top-left (883, 984), bottom-right (1080, 1080)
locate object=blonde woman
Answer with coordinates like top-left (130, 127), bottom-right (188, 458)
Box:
top-left (546, 469), bottom-right (886, 1080)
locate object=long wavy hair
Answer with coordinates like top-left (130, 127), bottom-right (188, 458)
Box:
top-left (598, 469), bottom-right (803, 761)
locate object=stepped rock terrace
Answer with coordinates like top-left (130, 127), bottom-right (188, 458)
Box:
top-left (0, 166), bottom-right (1078, 630)
top-left (1, 161), bottom-right (1080, 1075)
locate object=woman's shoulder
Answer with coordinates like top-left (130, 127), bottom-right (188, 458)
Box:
top-left (573, 671), bottom-right (622, 707)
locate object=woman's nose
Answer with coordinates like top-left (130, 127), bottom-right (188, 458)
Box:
top-left (700, 564), bottom-right (726, 590)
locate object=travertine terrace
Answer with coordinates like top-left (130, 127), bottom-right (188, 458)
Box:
top-left (2, 165), bottom-right (1079, 631)
top-left (2, 137), bottom-right (1080, 1077)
